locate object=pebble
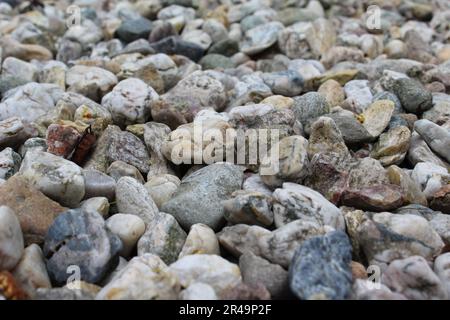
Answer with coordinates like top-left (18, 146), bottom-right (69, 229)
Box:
top-left (43, 208), bottom-right (122, 285)
top-left (162, 163), bottom-right (244, 231)
top-left (223, 191), bottom-right (274, 227)
top-left (262, 70), bottom-right (304, 97)
top-left (116, 177), bottom-right (159, 225)
top-left (96, 254), bottom-right (180, 300)
top-left (414, 119), bottom-right (450, 163)
top-left (0, 176), bottom-right (66, 245)
top-left (361, 100), bottom-right (395, 138)
top-left (82, 170), bottom-right (117, 201)
top-left (80, 197), bottom-right (110, 218)
top-left (169, 254), bottom-right (241, 298)
top-left (292, 92), bottom-right (330, 135)
top-left (19, 150), bottom-right (85, 208)
top-left (318, 79), bottom-right (345, 107)
top-left (107, 160), bottom-right (145, 183)
top-left (382, 256), bottom-right (447, 300)
top-left (12, 244), bottom-right (51, 298)
top-left (273, 182), bottom-right (344, 230)
top-left (370, 126), bottom-right (411, 166)
top-left (116, 18), bottom-right (153, 43)
top-left (289, 231), bottom-right (353, 300)
top-left (307, 117), bottom-right (350, 160)
top-left (144, 174), bottom-right (180, 208)
top-left (178, 223), bottom-right (220, 258)
top-left (0, 206), bottom-right (24, 270)
top-left (179, 282), bottom-right (218, 300)
top-left (106, 214), bottom-right (146, 257)
top-left (240, 21), bottom-right (284, 55)
top-left (391, 78), bottom-right (433, 114)
top-left (0, 147), bottom-right (21, 180)
top-left (137, 213), bottom-right (187, 264)
top-left (0, 118), bottom-right (38, 149)
top-left (434, 253), bottom-right (450, 298)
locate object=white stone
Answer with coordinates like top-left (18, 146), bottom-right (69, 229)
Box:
top-left (179, 282), bottom-right (218, 300)
top-left (106, 214), bottom-right (146, 257)
top-left (179, 223), bottom-right (220, 258)
top-left (144, 174), bottom-right (180, 209)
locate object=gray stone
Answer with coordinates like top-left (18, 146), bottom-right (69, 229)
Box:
top-left (292, 93), bottom-right (330, 135)
top-left (240, 21), bottom-right (284, 55)
top-left (116, 18), bottom-right (153, 43)
top-left (391, 78), bottom-right (433, 114)
top-left (0, 206), bottom-right (24, 270)
top-left (414, 119), bottom-right (450, 163)
top-left (43, 209), bottom-right (122, 285)
top-left (107, 161), bottom-right (145, 184)
top-left (0, 147), bottom-right (21, 180)
top-left (262, 70), bottom-right (304, 97)
top-left (82, 169), bottom-right (116, 201)
top-left (162, 163), bottom-right (244, 231)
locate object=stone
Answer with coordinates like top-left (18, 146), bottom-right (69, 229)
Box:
top-left (106, 214), bottom-right (145, 257)
top-left (101, 78), bottom-right (159, 127)
top-left (106, 130), bottom-right (151, 174)
top-left (387, 165), bottom-right (428, 206)
top-left (208, 38), bottom-right (239, 57)
top-left (137, 213), bottom-right (187, 264)
top-left (289, 231), bottom-right (353, 300)
top-left (0, 206), bottom-right (24, 270)
top-left (391, 78), bottom-right (433, 114)
top-left (370, 126), bottom-right (411, 166)
top-left (43, 208), bottom-right (122, 285)
top-left (324, 110), bottom-right (373, 145)
top-left (181, 30), bottom-right (212, 51)
top-left (292, 92), bottom-right (330, 135)
top-left (143, 121), bottom-right (174, 176)
top-left (179, 282), bottom-right (218, 300)
top-left (411, 162), bottom-right (450, 199)
top-left (414, 119), bottom-right (450, 163)
top-left (144, 174), bottom-right (180, 209)
top-left (80, 197), bottom-right (110, 218)
top-left (221, 282), bottom-right (271, 300)
top-left (169, 254), bottom-right (241, 298)
top-left (223, 190), bottom-right (274, 227)
top-left (64, 19), bottom-right (102, 49)
top-left (382, 256), bottom-right (447, 300)
top-left (2, 57), bottom-right (38, 82)
top-left (0, 117), bottom-right (38, 149)
top-left (351, 261), bottom-right (367, 281)
top-left (116, 18), bottom-right (153, 43)
top-left (0, 147), bottom-right (21, 180)
top-left (434, 253), bottom-right (450, 298)
top-left (217, 224), bottom-right (271, 258)
top-left (0, 176), bottom-right (66, 245)
top-left (199, 54), bottom-right (235, 70)
top-left (341, 184), bottom-right (405, 212)
top-left (115, 177), bottom-right (159, 225)
top-left (272, 182), bottom-right (344, 230)
top-left (107, 161), bottom-right (145, 184)
top-left (162, 163), bottom-right (244, 231)
top-left (239, 251), bottom-right (289, 299)
top-left (66, 66), bottom-right (118, 102)
top-left (178, 223), bottom-right (220, 259)
top-left (373, 91), bottom-right (403, 113)
top-left (34, 287), bottom-right (95, 300)
top-left (82, 170), bottom-right (116, 201)
top-left (240, 22), bottom-right (284, 55)
top-left (430, 185), bottom-right (450, 214)
top-left (96, 254), bottom-right (180, 300)
top-left (357, 214), bottom-right (443, 268)
top-left (151, 71), bottom-right (227, 129)
top-left (0, 83), bottom-right (63, 123)
top-left (318, 79), bottom-right (345, 107)
top-left (407, 132), bottom-right (450, 170)
top-left (361, 100), bottom-right (395, 138)
top-left (260, 135), bottom-right (309, 188)
top-left (307, 117), bottom-right (350, 160)
top-left (19, 150), bottom-right (85, 208)
top-left (45, 123), bottom-right (81, 158)
top-left (342, 80), bottom-right (373, 113)
top-left (150, 36), bottom-right (205, 62)
top-left (0, 35), bottom-right (52, 61)
top-left (11, 244), bottom-right (51, 298)
top-left (261, 70), bottom-right (304, 97)
top-left (347, 157), bottom-right (390, 190)
top-left (352, 279), bottom-right (407, 300)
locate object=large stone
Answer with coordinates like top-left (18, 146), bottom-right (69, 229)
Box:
top-left (162, 163), bottom-right (244, 231)
top-left (391, 78), bottom-right (433, 114)
top-left (0, 176), bottom-right (66, 245)
top-left (19, 150), bottom-right (85, 208)
top-left (43, 209), bottom-right (122, 285)
top-left (289, 231), bottom-right (353, 300)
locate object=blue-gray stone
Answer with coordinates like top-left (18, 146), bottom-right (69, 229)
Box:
top-left (289, 230), bottom-right (352, 300)
top-left (43, 209), bottom-right (122, 285)
top-left (116, 18), bottom-right (153, 43)
top-left (373, 91), bottom-right (403, 113)
top-left (390, 78), bottom-right (433, 114)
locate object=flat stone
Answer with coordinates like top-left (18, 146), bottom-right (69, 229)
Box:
top-left (370, 126), bottom-right (411, 166)
top-left (361, 100), bottom-right (395, 138)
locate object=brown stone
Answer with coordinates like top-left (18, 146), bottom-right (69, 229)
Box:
top-left (341, 184), bottom-right (405, 212)
top-left (221, 282), bottom-right (271, 300)
top-left (0, 176), bottom-right (67, 245)
top-left (46, 123), bottom-right (82, 158)
top-left (430, 185), bottom-right (450, 214)
top-left (351, 261), bottom-right (367, 281)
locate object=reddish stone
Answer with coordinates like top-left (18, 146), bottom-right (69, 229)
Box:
top-left (0, 271), bottom-right (28, 300)
top-left (46, 123), bottom-right (81, 158)
top-left (341, 184), bottom-right (405, 212)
